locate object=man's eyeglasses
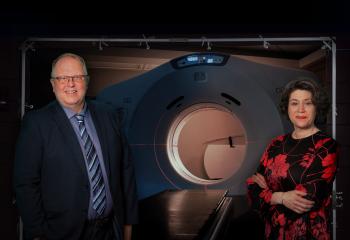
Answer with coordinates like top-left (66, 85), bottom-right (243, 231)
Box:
top-left (51, 75), bottom-right (88, 84)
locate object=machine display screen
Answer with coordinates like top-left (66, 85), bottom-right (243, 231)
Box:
top-left (171, 53), bottom-right (229, 69)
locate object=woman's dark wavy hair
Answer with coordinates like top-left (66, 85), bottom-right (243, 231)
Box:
top-left (279, 78), bottom-right (330, 122)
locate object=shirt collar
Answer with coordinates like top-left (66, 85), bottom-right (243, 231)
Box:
top-left (61, 103), bottom-right (88, 119)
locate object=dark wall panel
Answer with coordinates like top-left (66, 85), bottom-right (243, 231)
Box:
top-left (335, 46), bottom-right (350, 240)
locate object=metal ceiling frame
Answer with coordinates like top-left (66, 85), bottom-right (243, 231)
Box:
top-left (19, 36), bottom-right (338, 239)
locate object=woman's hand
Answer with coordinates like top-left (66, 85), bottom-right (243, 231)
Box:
top-left (282, 190), bottom-right (314, 214)
top-left (251, 173), bottom-right (268, 189)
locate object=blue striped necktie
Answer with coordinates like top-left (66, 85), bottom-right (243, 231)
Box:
top-left (75, 114), bottom-right (106, 216)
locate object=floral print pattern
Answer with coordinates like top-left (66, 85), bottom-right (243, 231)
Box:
top-left (247, 131), bottom-right (339, 239)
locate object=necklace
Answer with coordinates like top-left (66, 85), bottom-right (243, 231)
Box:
top-left (291, 126), bottom-right (318, 140)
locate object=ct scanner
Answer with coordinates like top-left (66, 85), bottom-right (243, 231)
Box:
top-left (97, 52), bottom-right (317, 200)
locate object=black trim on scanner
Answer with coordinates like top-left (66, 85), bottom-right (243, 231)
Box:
top-left (166, 96), bottom-right (185, 110)
top-left (221, 93), bottom-right (241, 106)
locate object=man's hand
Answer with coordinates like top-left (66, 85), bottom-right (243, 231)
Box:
top-left (124, 225), bottom-right (132, 240)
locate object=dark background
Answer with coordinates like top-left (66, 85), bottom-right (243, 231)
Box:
top-left (1, 4), bottom-right (350, 239)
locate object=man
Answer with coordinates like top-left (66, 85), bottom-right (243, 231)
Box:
top-left (14, 53), bottom-right (138, 240)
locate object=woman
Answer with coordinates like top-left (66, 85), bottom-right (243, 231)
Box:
top-left (247, 78), bottom-right (339, 239)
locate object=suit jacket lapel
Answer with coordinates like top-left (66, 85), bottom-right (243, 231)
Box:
top-left (88, 101), bottom-right (111, 178)
top-left (50, 101), bottom-right (89, 183)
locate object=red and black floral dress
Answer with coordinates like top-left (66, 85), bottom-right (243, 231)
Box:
top-left (247, 131), bottom-right (339, 240)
